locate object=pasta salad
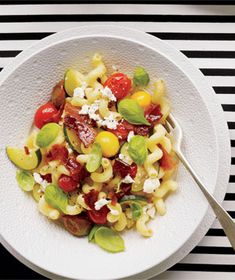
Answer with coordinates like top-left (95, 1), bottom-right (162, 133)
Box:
top-left (6, 53), bottom-right (178, 253)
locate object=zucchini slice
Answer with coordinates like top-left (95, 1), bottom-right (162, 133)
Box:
top-left (63, 126), bottom-right (82, 153)
top-left (6, 147), bottom-right (42, 170)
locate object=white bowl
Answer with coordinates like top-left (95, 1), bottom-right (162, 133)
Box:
top-left (0, 26), bottom-right (230, 280)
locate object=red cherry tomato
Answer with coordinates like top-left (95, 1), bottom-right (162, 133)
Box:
top-left (58, 174), bottom-right (78, 192)
top-left (103, 73), bottom-right (131, 100)
top-left (34, 102), bottom-right (60, 129)
top-left (87, 206), bottom-right (110, 225)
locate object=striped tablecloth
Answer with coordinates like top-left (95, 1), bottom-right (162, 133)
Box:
top-left (0, 1), bottom-right (234, 279)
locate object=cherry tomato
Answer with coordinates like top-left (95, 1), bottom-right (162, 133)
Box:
top-left (145, 104), bottom-right (162, 125)
top-left (62, 215), bottom-right (92, 236)
top-left (159, 145), bottom-right (177, 170)
top-left (58, 174), bottom-right (78, 192)
top-left (87, 206), bottom-right (110, 225)
top-left (83, 190), bottom-right (99, 209)
top-left (34, 102), bottom-right (60, 129)
top-left (103, 73), bottom-right (131, 100)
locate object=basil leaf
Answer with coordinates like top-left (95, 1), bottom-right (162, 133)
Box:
top-left (118, 99), bottom-right (150, 126)
top-left (133, 66), bottom-right (150, 87)
top-left (45, 184), bottom-right (68, 213)
top-left (131, 202), bottom-right (143, 220)
top-left (36, 123), bottom-right (61, 148)
top-left (128, 135), bottom-right (148, 165)
top-left (88, 225), bottom-right (101, 242)
top-left (86, 143), bottom-right (102, 172)
top-left (16, 170), bottom-right (35, 191)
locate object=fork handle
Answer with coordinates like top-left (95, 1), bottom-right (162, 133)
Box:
top-left (177, 150), bottom-right (235, 250)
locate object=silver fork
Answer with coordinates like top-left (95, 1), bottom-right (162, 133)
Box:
top-left (164, 114), bottom-right (235, 250)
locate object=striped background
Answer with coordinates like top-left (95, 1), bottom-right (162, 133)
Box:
top-left (0, 1), bottom-right (234, 279)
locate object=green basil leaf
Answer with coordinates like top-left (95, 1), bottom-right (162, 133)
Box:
top-left (36, 123), bottom-right (61, 148)
top-left (131, 202), bottom-right (143, 220)
top-left (88, 225), bottom-right (101, 242)
top-left (16, 170), bottom-right (35, 191)
top-left (94, 226), bottom-right (125, 253)
top-left (118, 99), bottom-right (150, 126)
top-left (128, 135), bottom-right (148, 165)
top-left (45, 184), bottom-right (68, 213)
top-left (86, 143), bottom-right (102, 172)
top-left (133, 66), bottom-right (150, 87)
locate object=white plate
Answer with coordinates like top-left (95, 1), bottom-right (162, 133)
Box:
top-left (0, 26), bottom-right (230, 280)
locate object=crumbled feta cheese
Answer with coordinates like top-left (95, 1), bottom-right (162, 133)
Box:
top-left (79, 104), bottom-right (90, 115)
top-left (110, 209), bottom-right (119, 216)
top-left (94, 198), bottom-right (109, 211)
top-left (101, 114), bottom-right (119, 129)
top-left (122, 174), bottom-right (135, 184)
top-left (143, 178), bottom-right (160, 194)
top-left (33, 172), bottom-right (49, 191)
top-left (127, 131), bottom-right (135, 142)
top-left (73, 82), bottom-right (87, 98)
top-left (102, 86), bottom-right (117, 102)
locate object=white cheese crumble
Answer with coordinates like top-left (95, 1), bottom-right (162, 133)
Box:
top-left (143, 178), bottom-right (160, 194)
top-left (101, 114), bottom-right (119, 129)
top-left (102, 86), bottom-right (117, 102)
top-left (79, 101), bottom-right (102, 122)
top-left (33, 172), bottom-right (49, 191)
top-left (127, 131), bottom-right (135, 142)
top-left (94, 198), bottom-right (109, 211)
top-left (122, 174), bottom-right (135, 184)
top-left (73, 82), bottom-right (87, 98)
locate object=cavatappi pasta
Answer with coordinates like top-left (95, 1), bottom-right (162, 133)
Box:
top-left (6, 54), bottom-right (178, 253)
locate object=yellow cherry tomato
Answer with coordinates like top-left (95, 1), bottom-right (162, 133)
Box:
top-left (131, 91), bottom-right (151, 108)
top-left (95, 131), bottom-right (120, 158)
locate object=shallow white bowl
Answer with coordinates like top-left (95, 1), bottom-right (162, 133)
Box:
top-left (0, 26), bottom-right (230, 280)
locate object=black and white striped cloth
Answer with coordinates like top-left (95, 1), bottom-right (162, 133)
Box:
top-left (0, 1), bottom-right (234, 279)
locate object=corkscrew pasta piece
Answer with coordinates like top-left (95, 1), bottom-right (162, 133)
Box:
top-left (38, 196), bottom-right (60, 220)
top-left (136, 213), bottom-right (153, 237)
top-left (91, 158), bottom-right (113, 183)
top-left (154, 180), bottom-right (178, 198)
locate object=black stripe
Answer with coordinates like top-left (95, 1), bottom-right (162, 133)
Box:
top-left (0, 0), bottom-right (234, 5)
top-left (228, 122), bottom-right (235, 129)
top-left (225, 193), bottom-right (235, 200)
top-left (231, 140), bottom-right (235, 147)
top-left (182, 50), bottom-right (235, 58)
top-left (0, 32), bottom-right (53, 40)
top-left (191, 246), bottom-right (235, 254)
top-left (206, 228), bottom-right (225, 236)
top-left (222, 104), bottom-right (235, 112)
top-left (231, 157), bottom-right (235, 165)
top-left (0, 15), bottom-right (234, 23)
top-left (213, 86), bottom-right (235, 94)
top-left (0, 50), bottom-right (21, 57)
top-left (0, 67), bottom-right (2, 72)
top-left (149, 32), bottom-right (235, 41)
top-left (200, 69), bottom-right (235, 76)
top-left (230, 175), bottom-right (235, 183)
top-left (169, 263), bottom-right (235, 272)
top-left (228, 211), bottom-right (235, 218)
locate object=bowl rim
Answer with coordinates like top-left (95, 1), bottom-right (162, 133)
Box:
top-left (0, 25), bottom-right (231, 280)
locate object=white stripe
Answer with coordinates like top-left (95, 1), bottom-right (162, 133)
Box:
top-left (0, 40), bottom-right (37, 50)
top-left (0, 58), bottom-right (13, 68)
top-left (216, 95), bottom-right (235, 105)
top-left (190, 58), bottom-right (235, 69)
top-left (205, 76), bottom-right (235, 87)
top-left (166, 40), bottom-right (235, 51)
top-left (181, 254), bottom-right (235, 265)
top-left (230, 130), bottom-right (235, 140)
top-left (158, 271), bottom-right (235, 280)
top-left (231, 147), bottom-right (235, 158)
top-left (224, 112), bottom-right (235, 123)
top-left (198, 236), bottom-right (231, 247)
top-left (0, 5), bottom-right (235, 16)
top-left (230, 165), bottom-right (235, 175)
top-left (223, 200), bottom-right (235, 211)
top-left (227, 183), bottom-right (235, 193)
top-left (0, 22), bottom-right (234, 33)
